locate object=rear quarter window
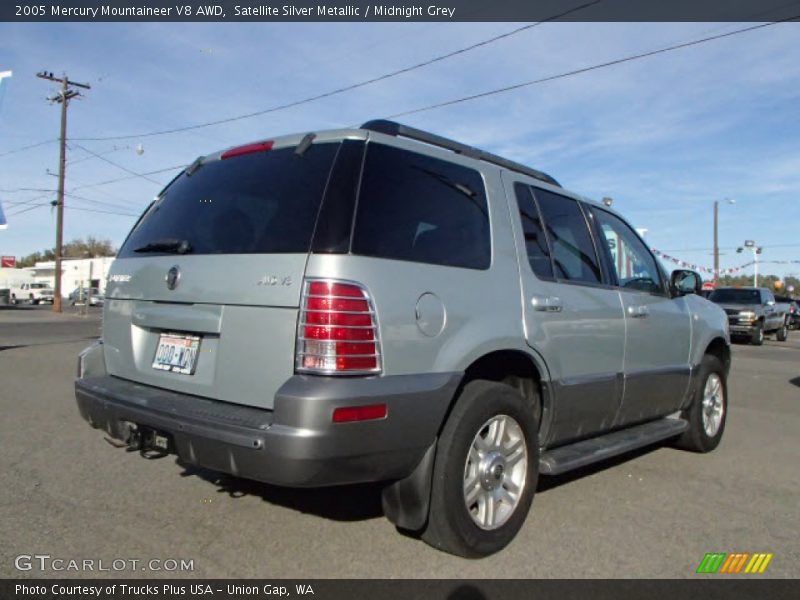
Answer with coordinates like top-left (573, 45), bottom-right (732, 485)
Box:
top-left (351, 143), bottom-right (491, 270)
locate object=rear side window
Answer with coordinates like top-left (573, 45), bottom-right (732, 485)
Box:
top-left (118, 143), bottom-right (339, 258)
top-left (531, 189), bottom-right (602, 284)
top-left (351, 144), bottom-right (490, 270)
top-left (514, 183), bottom-right (554, 280)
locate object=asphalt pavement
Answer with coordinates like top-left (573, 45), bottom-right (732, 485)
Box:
top-left (1, 305), bottom-right (798, 578)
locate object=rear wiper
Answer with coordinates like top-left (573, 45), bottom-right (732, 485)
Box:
top-left (133, 239), bottom-right (193, 254)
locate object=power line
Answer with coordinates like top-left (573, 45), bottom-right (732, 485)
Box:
top-left (70, 164), bottom-right (187, 191)
top-left (68, 0), bottom-right (602, 142)
top-left (7, 200), bottom-right (138, 218)
top-left (0, 139), bottom-right (58, 158)
top-left (66, 144), bottom-right (130, 166)
top-left (72, 143), bottom-right (161, 184)
top-left (383, 17), bottom-right (800, 120)
top-left (0, 187), bottom-right (57, 194)
top-left (63, 191), bottom-right (139, 211)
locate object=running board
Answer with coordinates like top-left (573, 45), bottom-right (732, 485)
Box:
top-left (539, 418), bottom-right (688, 475)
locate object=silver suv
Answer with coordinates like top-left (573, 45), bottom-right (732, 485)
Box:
top-left (76, 120), bottom-right (731, 557)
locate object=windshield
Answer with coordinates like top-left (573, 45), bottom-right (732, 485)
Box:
top-left (118, 143), bottom-right (340, 258)
top-left (708, 288), bottom-right (761, 304)
top-left (30, 283), bottom-right (48, 289)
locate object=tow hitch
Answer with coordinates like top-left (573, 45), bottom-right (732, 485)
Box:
top-left (120, 421), bottom-right (172, 456)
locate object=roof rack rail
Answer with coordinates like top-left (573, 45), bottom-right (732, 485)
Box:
top-left (360, 119), bottom-right (560, 188)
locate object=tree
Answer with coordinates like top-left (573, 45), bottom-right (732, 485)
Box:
top-left (16, 237), bottom-right (115, 268)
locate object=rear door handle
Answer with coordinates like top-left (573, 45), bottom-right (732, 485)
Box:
top-left (531, 295), bottom-right (562, 312)
top-left (627, 305), bottom-right (650, 318)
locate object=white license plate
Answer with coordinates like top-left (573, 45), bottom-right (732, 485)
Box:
top-left (152, 333), bottom-right (201, 375)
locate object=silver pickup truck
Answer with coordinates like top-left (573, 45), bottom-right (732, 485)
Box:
top-left (75, 120), bottom-right (731, 557)
top-left (708, 286), bottom-right (790, 345)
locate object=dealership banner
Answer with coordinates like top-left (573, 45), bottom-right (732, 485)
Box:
top-left (4, 0), bottom-right (800, 22)
top-left (2, 579), bottom-right (798, 600)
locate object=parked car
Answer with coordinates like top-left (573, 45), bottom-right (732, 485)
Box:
top-left (69, 287), bottom-right (103, 306)
top-left (10, 282), bottom-right (54, 305)
top-left (708, 287), bottom-right (789, 344)
top-left (774, 295), bottom-right (800, 330)
top-left (75, 120), bottom-right (731, 557)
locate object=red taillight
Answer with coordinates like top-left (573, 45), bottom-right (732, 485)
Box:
top-left (332, 404), bottom-right (387, 423)
top-left (220, 140), bottom-right (274, 160)
top-left (296, 279), bottom-right (381, 375)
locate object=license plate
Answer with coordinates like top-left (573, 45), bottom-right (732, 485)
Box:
top-left (152, 333), bottom-right (201, 375)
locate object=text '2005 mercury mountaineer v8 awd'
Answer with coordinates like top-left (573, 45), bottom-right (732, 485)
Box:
top-left (75, 121), bottom-right (731, 557)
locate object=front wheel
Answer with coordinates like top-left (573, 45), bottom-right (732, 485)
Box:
top-left (674, 355), bottom-right (727, 453)
top-left (776, 323), bottom-right (788, 342)
top-left (750, 323), bottom-right (764, 346)
top-left (422, 380), bottom-right (538, 558)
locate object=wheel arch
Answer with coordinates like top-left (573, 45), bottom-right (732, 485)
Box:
top-left (455, 348), bottom-right (552, 440)
top-left (704, 336), bottom-right (731, 376)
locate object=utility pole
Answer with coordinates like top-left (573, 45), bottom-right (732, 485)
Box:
top-left (36, 71), bottom-right (90, 313)
top-left (713, 200), bottom-right (719, 282)
top-left (712, 198), bottom-right (735, 284)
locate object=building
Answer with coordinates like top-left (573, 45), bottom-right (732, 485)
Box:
top-left (28, 256), bottom-right (115, 298)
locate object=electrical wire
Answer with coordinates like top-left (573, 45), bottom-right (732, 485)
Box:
top-left (68, 0), bottom-right (603, 142)
top-left (69, 164), bottom-right (186, 191)
top-left (0, 139), bottom-right (58, 158)
top-left (382, 17), bottom-right (800, 120)
top-left (71, 144), bottom-right (161, 184)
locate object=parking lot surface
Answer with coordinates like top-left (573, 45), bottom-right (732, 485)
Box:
top-left (1, 305), bottom-right (798, 578)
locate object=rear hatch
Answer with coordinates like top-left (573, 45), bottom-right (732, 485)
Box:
top-left (103, 135), bottom-right (352, 410)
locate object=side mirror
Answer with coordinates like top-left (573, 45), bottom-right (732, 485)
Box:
top-left (670, 269), bottom-right (702, 297)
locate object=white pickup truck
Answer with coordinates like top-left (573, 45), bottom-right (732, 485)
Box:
top-left (10, 282), bottom-right (55, 305)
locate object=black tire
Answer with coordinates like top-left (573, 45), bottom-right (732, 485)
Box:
top-left (421, 380), bottom-right (538, 558)
top-left (674, 355), bottom-right (727, 453)
top-left (10, 294), bottom-right (16, 305)
top-left (750, 322), bottom-right (764, 346)
top-left (776, 323), bottom-right (788, 342)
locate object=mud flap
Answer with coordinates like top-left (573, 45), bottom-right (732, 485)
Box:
top-left (381, 440), bottom-right (436, 532)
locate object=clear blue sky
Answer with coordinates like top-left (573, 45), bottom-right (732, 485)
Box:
top-left (1, 21), bottom-right (798, 278)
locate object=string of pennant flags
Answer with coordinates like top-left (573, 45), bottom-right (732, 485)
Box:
top-left (650, 248), bottom-right (800, 275)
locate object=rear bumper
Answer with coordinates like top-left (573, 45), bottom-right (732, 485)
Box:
top-left (75, 360), bottom-right (459, 487)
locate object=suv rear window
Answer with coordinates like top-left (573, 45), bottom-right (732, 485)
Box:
top-left (351, 143), bottom-right (490, 270)
top-left (118, 143), bottom-right (339, 258)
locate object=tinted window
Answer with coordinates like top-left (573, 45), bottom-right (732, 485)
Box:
top-left (594, 208), bottom-right (664, 294)
top-left (352, 144), bottom-right (490, 270)
top-left (118, 143), bottom-right (339, 258)
top-left (532, 189), bottom-right (602, 284)
top-left (708, 288), bottom-right (761, 304)
top-left (514, 183), bottom-right (553, 279)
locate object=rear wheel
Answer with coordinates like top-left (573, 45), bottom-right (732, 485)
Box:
top-left (750, 323), bottom-right (764, 346)
top-left (422, 380), bottom-right (538, 558)
top-left (674, 354), bottom-right (727, 453)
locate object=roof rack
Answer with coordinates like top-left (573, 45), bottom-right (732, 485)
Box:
top-left (360, 119), bottom-right (560, 188)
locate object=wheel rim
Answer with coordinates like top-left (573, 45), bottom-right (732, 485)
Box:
top-left (701, 373), bottom-right (724, 437)
top-left (463, 414), bottom-right (528, 530)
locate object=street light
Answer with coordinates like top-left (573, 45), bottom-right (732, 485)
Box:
top-left (737, 240), bottom-right (763, 287)
top-left (713, 198), bottom-right (736, 282)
